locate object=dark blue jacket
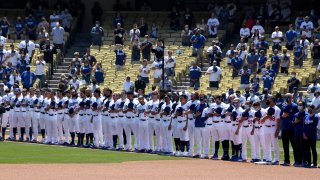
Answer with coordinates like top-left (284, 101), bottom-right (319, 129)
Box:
top-left (294, 111), bottom-right (307, 136)
top-left (303, 114), bottom-right (319, 140)
top-left (280, 103), bottom-right (298, 131)
top-left (194, 103), bottom-right (207, 127)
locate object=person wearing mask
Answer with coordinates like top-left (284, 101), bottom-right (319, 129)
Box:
top-left (134, 75), bottom-right (146, 92)
top-left (280, 93), bottom-right (299, 166)
top-left (114, 44), bottom-right (126, 70)
top-left (190, 29), bottom-right (206, 64)
top-left (303, 105), bottom-right (318, 168)
top-left (140, 35), bottom-right (152, 61)
top-left (205, 61), bottom-right (222, 88)
top-left (21, 65), bottom-right (37, 90)
top-left (293, 101), bottom-right (307, 167)
top-left (293, 39), bottom-right (304, 67)
top-left (189, 61), bottom-right (202, 90)
top-left (35, 54), bottom-right (46, 88)
top-left (285, 24), bottom-right (297, 51)
top-left (181, 25), bottom-right (193, 46)
top-left (122, 76), bottom-right (134, 93)
top-left (287, 72), bottom-right (300, 93)
top-left (90, 21), bottom-right (104, 50)
top-left (280, 48), bottom-right (290, 75)
top-left (193, 96), bottom-right (207, 158)
top-left (14, 17), bottom-right (24, 40)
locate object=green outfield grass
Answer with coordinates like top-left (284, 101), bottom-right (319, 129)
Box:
top-left (0, 140), bottom-right (319, 164)
top-left (0, 141), bottom-right (180, 164)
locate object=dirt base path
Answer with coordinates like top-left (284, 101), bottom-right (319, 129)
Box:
top-left (1, 160), bottom-right (319, 180)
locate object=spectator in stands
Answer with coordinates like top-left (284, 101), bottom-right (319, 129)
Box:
top-left (35, 54), bottom-right (46, 88)
top-left (231, 50), bottom-right (243, 78)
top-left (61, 9), bottom-right (73, 32)
top-left (196, 19), bottom-right (207, 36)
top-left (24, 2), bottom-right (33, 17)
top-left (18, 35), bottom-right (35, 63)
top-left (81, 60), bottom-right (92, 85)
top-left (206, 41), bottom-right (222, 66)
top-left (83, 48), bottom-right (97, 67)
top-left (0, 17), bottom-right (10, 38)
top-left (239, 65), bottom-right (251, 89)
top-left (269, 6), bottom-right (281, 28)
top-left (49, 10), bottom-right (61, 29)
top-left (52, 22), bottom-right (65, 57)
top-left (244, 15), bottom-right (255, 31)
top-left (310, 9), bottom-right (319, 28)
top-left (9, 69), bottom-right (21, 88)
top-left (312, 39), bottom-right (320, 66)
top-left (285, 24), bottom-right (297, 51)
top-left (236, 37), bottom-right (248, 50)
top-left (129, 24), bottom-right (140, 44)
top-left (134, 75), bottom-right (146, 92)
top-left (190, 29), bottom-right (206, 64)
top-left (240, 23), bottom-right (250, 42)
top-left (226, 44), bottom-right (235, 65)
top-left (91, 2), bottom-right (103, 25)
top-left (287, 72), bottom-right (300, 93)
top-left (138, 17), bottom-right (148, 38)
top-left (307, 80), bottom-right (320, 102)
top-left (89, 78), bottom-right (99, 92)
top-left (218, 5), bottom-right (230, 31)
top-left (300, 16), bottom-right (314, 35)
top-left (41, 42), bottom-right (54, 75)
top-left (252, 29), bottom-right (261, 46)
top-left (207, 12), bottom-right (220, 38)
top-left (311, 92), bottom-right (320, 111)
top-left (300, 35), bottom-right (310, 59)
top-left (90, 21), bottom-right (104, 49)
top-left (247, 48), bottom-right (258, 73)
top-left (152, 57), bottom-right (163, 86)
top-left (21, 65), bottom-right (37, 90)
top-left (35, 5), bottom-right (45, 21)
top-left (123, 76), bottom-right (134, 93)
top-left (140, 35), bottom-right (152, 61)
top-left (37, 17), bottom-right (50, 32)
top-left (114, 44), bottom-right (126, 71)
top-left (159, 76), bottom-right (173, 92)
top-left (25, 14), bottom-right (37, 41)
top-left (295, 13), bottom-right (304, 35)
top-left (281, 3), bottom-right (291, 25)
top-left (93, 62), bottom-right (104, 85)
top-left (206, 60), bottom-right (222, 88)
top-left (168, 7), bottom-right (180, 31)
top-left (251, 20), bottom-right (265, 35)
top-left (150, 23), bottom-right (158, 38)
top-left (69, 75), bottom-right (80, 91)
top-left (293, 40), bottom-right (304, 67)
top-left (139, 60), bottom-right (150, 84)
top-left (38, 27), bottom-right (49, 50)
top-left (181, 25), bottom-right (193, 46)
top-left (257, 50), bottom-right (267, 74)
top-left (270, 49), bottom-right (281, 75)
top-left (114, 23), bottom-right (126, 45)
top-left (113, 11), bottom-right (124, 28)
top-left (238, 45), bottom-right (248, 63)
top-left (280, 48), bottom-right (290, 75)
top-left (257, 36), bottom-right (269, 54)
top-left (183, 8), bottom-right (194, 28)
top-left (0, 44), bottom-right (6, 63)
top-left (151, 39), bottom-right (164, 62)
top-left (164, 50), bottom-right (176, 80)
top-left (14, 17), bottom-right (24, 40)
top-left (262, 72), bottom-right (274, 92)
top-left (189, 61), bottom-right (201, 90)
top-left (250, 72), bottom-right (260, 94)
top-left (4, 44), bottom-right (19, 67)
top-left (271, 26), bottom-right (283, 51)
top-left (131, 39), bottom-right (140, 61)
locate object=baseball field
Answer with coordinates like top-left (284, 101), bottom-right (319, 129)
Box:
top-left (1, 140), bottom-right (320, 179)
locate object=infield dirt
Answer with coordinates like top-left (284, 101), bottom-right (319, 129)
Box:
top-left (1, 159), bottom-right (319, 180)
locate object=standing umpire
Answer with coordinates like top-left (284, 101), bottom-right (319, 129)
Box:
top-left (280, 93), bottom-right (298, 166)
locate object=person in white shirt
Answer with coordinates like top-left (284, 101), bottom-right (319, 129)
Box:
top-left (271, 26), bottom-right (283, 51)
top-left (49, 10), bottom-right (61, 28)
top-left (0, 35), bottom-right (6, 46)
top-left (18, 35), bottom-right (35, 62)
top-left (129, 24), bottom-right (140, 44)
top-left (300, 16), bottom-right (314, 32)
top-left (307, 82), bottom-right (320, 101)
top-left (207, 12), bottom-right (220, 38)
top-left (251, 20), bottom-right (265, 35)
top-left (69, 76), bottom-right (80, 91)
top-left (240, 23), bottom-right (250, 42)
top-left (311, 92), bottom-right (320, 111)
top-left (0, 44), bottom-right (7, 64)
top-left (164, 50), bottom-right (176, 80)
top-left (51, 22), bottom-right (65, 53)
top-left (205, 61), bottom-right (222, 88)
top-left (225, 44), bottom-right (235, 65)
top-left (139, 60), bottom-right (150, 84)
top-left (123, 76), bottom-right (134, 93)
top-left (152, 60), bottom-right (163, 86)
top-left (35, 54), bottom-right (46, 88)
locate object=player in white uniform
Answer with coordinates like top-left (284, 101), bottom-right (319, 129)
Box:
top-left (91, 102), bottom-right (102, 148)
top-left (67, 91), bottom-right (79, 146)
top-left (20, 89), bottom-right (29, 141)
top-left (77, 101), bottom-right (86, 146)
top-left (1, 89), bottom-right (12, 140)
top-left (24, 89), bottom-right (35, 142)
top-left (116, 91), bottom-right (127, 150)
top-left (169, 93), bottom-right (180, 156)
top-left (136, 96), bottom-right (149, 152)
top-left (238, 101), bottom-right (256, 162)
top-left (101, 88), bottom-right (112, 149)
top-left (160, 95), bottom-right (173, 154)
top-left (56, 91), bottom-right (68, 144)
top-left (109, 93), bottom-right (120, 149)
top-left (185, 93), bottom-right (199, 157)
top-left (123, 91), bottom-right (136, 151)
top-left (92, 89), bottom-right (104, 147)
top-left (221, 104), bottom-right (234, 160)
top-left (39, 90), bottom-right (49, 143)
top-left (251, 102), bottom-right (266, 162)
top-left (261, 96), bottom-right (281, 164)
top-left (84, 100), bottom-right (94, 147)
top-left (45, 91), bottom-right (58, 144)
top-left (203, 102), bottom-right (212, 159)
top-left (230, 98), bottom-right (244, 161)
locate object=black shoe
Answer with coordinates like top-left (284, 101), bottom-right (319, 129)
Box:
top-left (193, 154), bottom-right (201, 158)
top-left (63, 142), bottom-right (69, 146)
top-left (221, 155), bottom-right (230, 161)
top-left (280, 162), bottom-right (290, 166)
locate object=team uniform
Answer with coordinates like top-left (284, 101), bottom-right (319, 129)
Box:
top-left (185, 99), bottom-right (199, 156)
top-left (160, 102), bottom-right (173, 153)
top-left (147, 99), bottom-right (161, 152)
top-left (240, 109), bottom-right (256, 161)
top-left (252, 108), bottom-right (266, 161)
top-left (123, 99), bottom-right (137, 151)
top-left (136, 102), bottom-right (149, 151)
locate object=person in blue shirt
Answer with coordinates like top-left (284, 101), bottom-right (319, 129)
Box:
top-left (250, 72), bottom-right (260, 94)
top-left (17, 53), bottom-right (30, 74)
top-left (24, 14), bottom-right (37, 41)
top-left (257, 50), bottom-right (267, 74)
top-left (264, 65), bottom-right (276, 79)
top-left (81, 60), bottom-right (92, 84)
top-left (14, 17), bottom-right (24, 40)
top-left (93, 62), bottom-right (104, 84)
top-left (293, 40), bottom-right (304, 67)
top-left (113, 11), bottom-right (124, 28)
top-left (231, 51), bottom-right (243, 78)
top-left (0, 17), bottom-right (10, 37)
top-left (293, 101), bottom-right (307, 167)
top-left (190, 29), bottom-right (206, 63)
top-left (285, 24), bottom-right (297, 50)
top-left (193, 96), bottom-right (207, 158)
top-left (280, 93), bottom-right (299, 166)
top-left (303, 105), bottom-right (318, 168)
top-left (247, 49), bottom-right (259, 73)
top-left (256, 36), bottom-right (269, 54)
top-left (239, 65), bottom-right (251, 89)
top-left (21, 65), bottom-right (37, 90)
top-left (270, 49), bottom-right (280, 75)
top-left (262, 72), bottom-right (274, 90)
top-left (189, 61), bottom-right (202, 90)
top-left (114, 45), bottom-right (126, 70)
